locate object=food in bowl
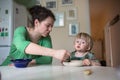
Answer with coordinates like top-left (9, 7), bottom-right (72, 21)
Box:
top-left (63, 60), bottom-right (83, 67)
top-left (11, 59), bottom-right (32, 68)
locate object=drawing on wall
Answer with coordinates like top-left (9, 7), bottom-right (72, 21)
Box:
top-left (45, 0), bottom-right (57, 10)
top-left (54, 12), bottom-right (64, 27)
top-left (67, 8), bottom-right (77, 20)
top-left (61, 0), bottom-right (73, 5)
top-left (69, 22), bottom-right (79, 36)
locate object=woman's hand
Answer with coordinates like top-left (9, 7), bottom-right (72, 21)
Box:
top-left (9, 63), bottom-right (14, 66)
top-left (28, 59), bottom-right (36, 66)
top-left (53, 50), bottom-right (70, 62)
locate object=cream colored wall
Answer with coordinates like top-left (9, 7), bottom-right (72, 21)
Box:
top-left (40, 0), bottom-right (91, 65)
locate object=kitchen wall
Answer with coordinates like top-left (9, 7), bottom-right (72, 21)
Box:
top-left (105, 19), bottom-right (120, 67)
top-left (89, 0), bottom-right (120, 65)
top-left (90, 0), bottom-right (120, 41)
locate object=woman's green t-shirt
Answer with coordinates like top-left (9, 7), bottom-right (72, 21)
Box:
top-left (1, 26), bottom-right (53, 66)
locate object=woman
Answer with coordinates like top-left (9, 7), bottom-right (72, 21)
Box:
top-left (1, 5), bottom-right (70, 66)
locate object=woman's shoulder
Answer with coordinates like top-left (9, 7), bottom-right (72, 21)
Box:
top-left (14, 26), bottom-right (27, 33)
top-left (15, 26), bottom-right (26, 30)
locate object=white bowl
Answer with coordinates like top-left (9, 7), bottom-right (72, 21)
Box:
top-left (63, 60), bottom-right (83, 67)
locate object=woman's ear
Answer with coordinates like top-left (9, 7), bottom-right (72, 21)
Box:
top-left (34, 19), bottom-right (39, 26)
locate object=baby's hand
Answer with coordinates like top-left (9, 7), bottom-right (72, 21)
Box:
top-left (82, 59), bottom-right (91, 66)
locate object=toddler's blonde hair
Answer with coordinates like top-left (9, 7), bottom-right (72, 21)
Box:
top-left (76, 32), bottom-right (93, 51)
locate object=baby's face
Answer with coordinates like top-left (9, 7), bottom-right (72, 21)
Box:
top-left (74, 38), bottom-right (89, 52)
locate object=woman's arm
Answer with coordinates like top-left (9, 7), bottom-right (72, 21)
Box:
top-left (13, 27), bottom-right (70, 61)
top-left (25, 42), bottom-right (69, 61)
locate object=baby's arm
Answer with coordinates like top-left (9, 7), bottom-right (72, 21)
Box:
top-left (82, 59), bottom-right (101, 66)
top-left (82, 59), bottom-right (91, 66)
top-left (91, 60), bottom-right (101, 66)
top-left (85, 52), bottom-right (101, 66)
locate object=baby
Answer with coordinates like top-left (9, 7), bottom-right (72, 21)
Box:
top-left (64, 32), bottom-right (100, 66)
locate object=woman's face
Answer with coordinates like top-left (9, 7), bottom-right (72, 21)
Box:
top-left (74, 38), bottom-right (89, 52)
top-left (35, 17), bottom-right (54, 37)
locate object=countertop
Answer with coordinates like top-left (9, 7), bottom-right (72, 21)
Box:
top-left (0, 65), bottom-right (120, 80)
